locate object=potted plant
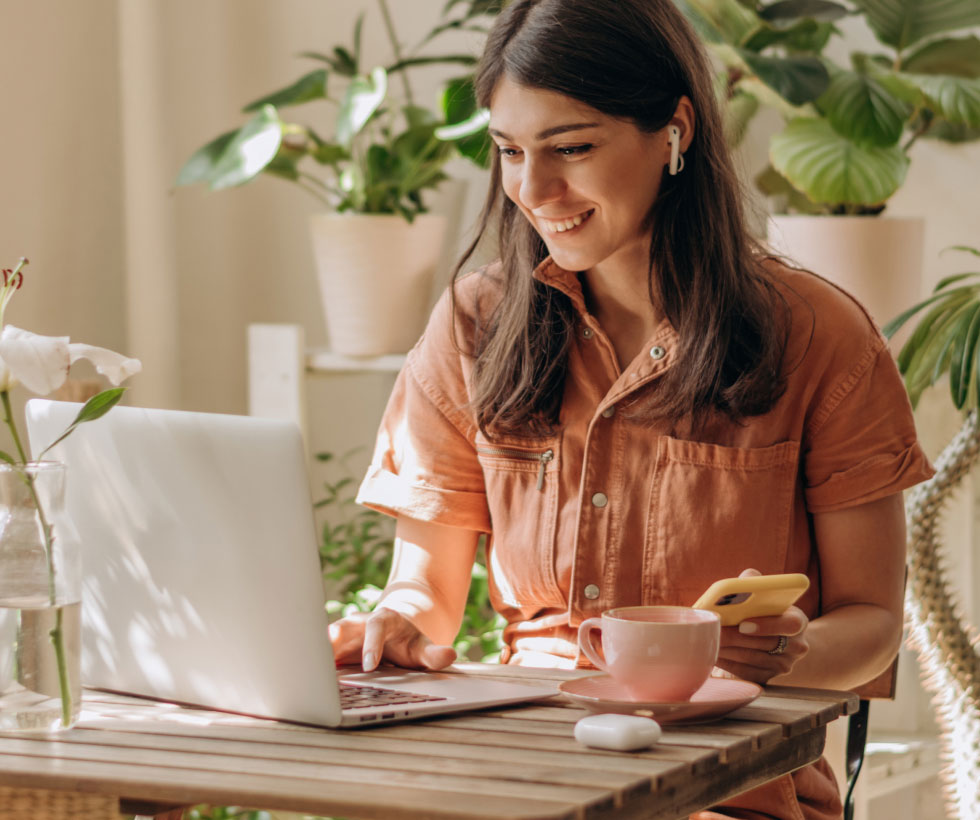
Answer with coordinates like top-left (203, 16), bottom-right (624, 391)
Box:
top-left (881, 244), bottom-right (980, 819)
top-left (680, 0), bottom-right (980, 327)
top-left (176, 0), bottom-right (499, 357)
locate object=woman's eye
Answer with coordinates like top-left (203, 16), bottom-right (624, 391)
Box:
top-left (557, 144), bottom-right (593, 156)
top-left (497, 146), bottom-right (522, 158)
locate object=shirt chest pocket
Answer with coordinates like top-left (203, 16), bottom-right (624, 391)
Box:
top-left (644, 437), bottom-right (801, 604)
top-left (475, 432), bottom-right (562, 610)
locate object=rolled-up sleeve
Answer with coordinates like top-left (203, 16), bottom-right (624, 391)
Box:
top-left (356, 289), bottom-right (492, 532)
top-left (804, 339), bottom-right (934, 513)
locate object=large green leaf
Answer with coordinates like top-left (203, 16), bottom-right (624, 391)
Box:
top-left (903, 73), bottom-right (980, 127)
top-left (818, 69), bottom-right (908, 146)
top-left (903, 36), bottom-right (980, 78)
top-left (740, 52), bottom-right (830, 105)
top-left (336, 67), bottom-right (388, 146)
top-left (757, 0), bottom-right (850, 27)
top-left (769, 117), bottom-right (909, 206)
top-left (852, 0), bottom-right (980, 52)
top-left (242, 69), bottom-right (327, 112)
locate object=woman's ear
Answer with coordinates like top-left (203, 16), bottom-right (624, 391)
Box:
top-left (670, 96), bottom-right (696, 153)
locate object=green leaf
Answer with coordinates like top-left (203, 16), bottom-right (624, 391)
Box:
top-left (769, 117), bottom-right (909, 206)
top-left (951, 302), bottom-right (980, 407)
top-left (852, 0), bottom-right (980, 52)
top-left (200, 106), bottom-right (283, 190)
top-left (438, 77), bottom-right (491, 166)
top-left (755, 163), bottom-right (827, 213)
top-left (923, 118), bottom-right (980, 142)
top-left (37, 388), bottom-right (126, 459)
top-left (313, 142), bottom-right (350, 165)
top-left (336, 67), bottom-right (388, 146)
top-left (948, 245), bottom-right (980, 258)
top-left (740, 52), bottom-right (830, 105)
top-left (933, 271), bottom-right (980, 291)
top-left (242, 69), bottom-right (327, 112)
top-left (903, 36), bottom-right (980, 78)
top-left (176, 130), bottom-right (237, 187)
top-left (902, 73), bottom-right (980, 127)
top-left (741, 18), bottom-right (835, 52)
top-left (0, 450), bottom-right (15, 465)
top-left (263, 154), bottom-right (299, 181)
top-left (818, 69), bottom-right (908, 146)
top-left (758, 0), bottom-right (850, 26)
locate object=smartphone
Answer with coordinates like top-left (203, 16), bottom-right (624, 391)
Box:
top-left (693, 573), bottom-right (810, 627)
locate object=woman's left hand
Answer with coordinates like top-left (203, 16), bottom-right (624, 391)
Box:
top-left (714, 569), bottom-right (810, 685)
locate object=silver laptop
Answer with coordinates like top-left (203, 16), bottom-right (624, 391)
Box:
top-left (25, 399), bottom-right (556, 727)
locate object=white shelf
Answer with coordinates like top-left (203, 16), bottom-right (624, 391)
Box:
top-left (247, 323), bottom-right (405, 445)
top-left (306, 349), bottom-right (406, 374)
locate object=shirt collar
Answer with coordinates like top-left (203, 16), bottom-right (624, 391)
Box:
top-left (532, 255), bottom-right (679, 348)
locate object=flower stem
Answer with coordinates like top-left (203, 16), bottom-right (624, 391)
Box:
top-left (1, 390), bottom-right (28, 463)
top-left (0, 390), bottom-right (72, 726)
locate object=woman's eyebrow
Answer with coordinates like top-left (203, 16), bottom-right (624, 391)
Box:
top-left (488, 122), bottom-right (601, 141)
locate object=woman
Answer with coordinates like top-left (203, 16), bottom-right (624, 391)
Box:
top-left (329, 0), bottom-right (933, 816)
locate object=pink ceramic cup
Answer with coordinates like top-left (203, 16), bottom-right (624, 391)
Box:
top-left (577, 606), bottom-right (721, 702)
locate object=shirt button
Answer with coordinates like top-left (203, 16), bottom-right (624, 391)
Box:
top-left (582, 327), bottom-right (594, 339)
top-left (601, 406), bottom-right (615, 418)
top-left (650, 345), bottom-right (666, 360)
top-left (584, 584), bottom-right (600, 600)
top-left (591, 492), bottom-right (608, 508)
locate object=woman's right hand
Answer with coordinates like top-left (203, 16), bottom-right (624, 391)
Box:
top-left (328, 607), bottom-right (457, 672)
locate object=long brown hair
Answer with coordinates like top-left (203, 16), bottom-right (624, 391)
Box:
top-left (454, 0), bottom-right (788, 437)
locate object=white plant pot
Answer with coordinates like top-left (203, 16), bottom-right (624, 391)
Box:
top-left (767, 215), bottom-right (925, 343)
top-left (309, 213), bottom-right (447, 356)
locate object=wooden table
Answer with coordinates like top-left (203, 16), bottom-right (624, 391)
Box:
top-left (0, 663), bottom-right (857, 820)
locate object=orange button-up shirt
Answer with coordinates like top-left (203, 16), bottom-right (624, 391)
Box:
top-left (359, 256), bottom-right (931, 662)
top-left (357, 256), bottom-right (933, 820)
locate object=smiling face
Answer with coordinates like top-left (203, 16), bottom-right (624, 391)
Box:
top-left (489, 77), bottom-right (672, 277)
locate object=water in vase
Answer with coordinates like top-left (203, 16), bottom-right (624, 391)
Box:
top-left (0, 598), bottom-right (81, 730)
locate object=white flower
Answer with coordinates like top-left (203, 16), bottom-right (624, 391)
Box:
top-left (0, 325), bottom-right (142, 396)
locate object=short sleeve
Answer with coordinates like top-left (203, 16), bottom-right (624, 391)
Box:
top-left (804, 339), bottom-right (934, 513)
top-left (355, 288), bottom-right (492, 532)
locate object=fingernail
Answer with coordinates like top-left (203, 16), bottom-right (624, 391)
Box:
top-left (363, 652), bottom-right (376, 670)
top-left (739, 622), bottom-right (757, 634)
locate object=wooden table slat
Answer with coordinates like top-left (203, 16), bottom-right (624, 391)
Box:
top-left (0, 753), bottom-right (585, 820)
top-left (25, 727), bottom-right (656, 797)
top-left (0, 737), bottom-right (620, 814)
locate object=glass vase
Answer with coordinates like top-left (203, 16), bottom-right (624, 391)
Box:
top-left (0, 462), bottom-right (80, 731)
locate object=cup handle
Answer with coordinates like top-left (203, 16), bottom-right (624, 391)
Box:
top-left (577, 617), bottom-right (608, 672)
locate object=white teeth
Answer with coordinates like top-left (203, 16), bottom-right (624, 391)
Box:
top-left (544, 210), bottom-right (591, 233)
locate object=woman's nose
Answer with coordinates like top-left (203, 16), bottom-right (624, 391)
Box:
top-left (519, 158), bottom-right (565, 209)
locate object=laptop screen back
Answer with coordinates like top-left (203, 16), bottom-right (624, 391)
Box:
top-left (25, 400), bottom-right (343, 726)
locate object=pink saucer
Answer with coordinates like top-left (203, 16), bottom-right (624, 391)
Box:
top-left (558, 675), bottom-right (761, 724)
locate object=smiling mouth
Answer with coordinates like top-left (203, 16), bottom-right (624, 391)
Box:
top-left (540, 209), bottom-right (595, 234)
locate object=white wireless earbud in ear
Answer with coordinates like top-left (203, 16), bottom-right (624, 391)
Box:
top-left (668, 125), bottom-right (684, 176)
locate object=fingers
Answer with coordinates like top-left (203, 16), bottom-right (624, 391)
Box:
top-left (717, 605), bottom-right (810, 685)
top-left (329, 608), bottom-right (457, 672)
top-left (738, 567), bottom-right (762, 578)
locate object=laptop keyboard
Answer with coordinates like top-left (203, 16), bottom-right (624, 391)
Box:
top-left (339, 681), bottom-right (448, 710)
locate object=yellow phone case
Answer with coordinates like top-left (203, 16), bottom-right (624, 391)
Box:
top-left (692, 573), bottom-right (810, 627)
